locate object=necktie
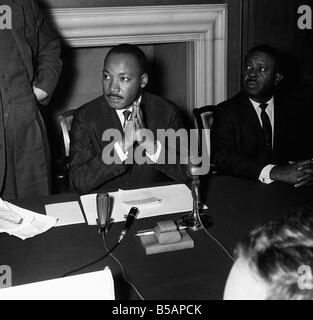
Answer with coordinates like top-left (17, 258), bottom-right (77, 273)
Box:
top-left (258, 103), bottom-right (272, 151)
top-left (122, 110), bottom-right (131, 131)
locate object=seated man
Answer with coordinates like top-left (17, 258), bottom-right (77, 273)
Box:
top-left (69, 44), bottom-right (190, 194)
top-left (212, 45), bottom-right (313, 187)
top-left (223, 207), bottom-right (313, 300)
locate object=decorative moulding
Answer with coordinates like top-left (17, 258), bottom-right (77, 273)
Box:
top-left (49, 4), bottom-right (228, 107)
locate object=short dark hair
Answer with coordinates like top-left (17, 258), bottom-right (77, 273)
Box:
top-left (246, 44), bottom-right (283, 73)
top-left (105, 43), bottom-right (147, 75)
top-left (235, 207), bottom-right (313, 300)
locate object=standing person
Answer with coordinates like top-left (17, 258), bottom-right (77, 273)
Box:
top-left (0, 0), bottom-right (62, 199)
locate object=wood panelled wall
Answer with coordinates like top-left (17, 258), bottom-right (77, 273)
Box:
top-left (242, 0), bottom-right (313, 103)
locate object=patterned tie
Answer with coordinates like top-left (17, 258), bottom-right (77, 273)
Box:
top-left (259, 103), bottom-right (272, 151)
top-left (122, 109), bottom-right (131, 131)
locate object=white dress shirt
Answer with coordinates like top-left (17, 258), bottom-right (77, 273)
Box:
top-left (249, 97), bottom-right (276, 184)
top-left (115, 106), bottom-right (133, 129)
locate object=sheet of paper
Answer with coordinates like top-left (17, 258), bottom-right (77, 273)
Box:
top-left (0, 206), bottom-right (24, 231)
top-left (0, 199), bottom-right (34, 232)
top-left (0, 199), bottom-right (57, 240)
top-left (80, 184), bottom-right (193, 225)
top-left (120, 189), bottom-right (162, 207)
top-left (45, 201), bottom-right (85, 227)
top-left (0, 267), bottom-right (115, 300)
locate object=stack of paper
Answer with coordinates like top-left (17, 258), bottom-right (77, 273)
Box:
top-left (80, 184), bottom-right (193, 225)
top-left (0, 199), bottom-right (57, 240)
top-left (0, 267), bottom-right (115, 300)
top-left (45, 201), bottom-right (85, 227)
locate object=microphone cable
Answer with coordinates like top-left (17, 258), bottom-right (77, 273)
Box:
top-left (61, 208), bottom-right (138, 278)
top-left (101, 232), bottom-right (145, 301)
top-left (196, 208), bottom-right (235, 262)
top-left (61, 240), bottom-right (121, 278)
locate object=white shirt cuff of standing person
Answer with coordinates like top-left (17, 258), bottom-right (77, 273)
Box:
top-left (259, 164), bottom-right (276, 184)
top-left (114, 140), bottom-right (162, 163)
top-left (33, 86), bottom-right (48, 102)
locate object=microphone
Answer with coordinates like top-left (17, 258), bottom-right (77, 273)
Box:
top-left (96, 193), bottom-right (112, 234)
top-left (188, 163), bottom-right (201, 204)
top-left (118, 207), bottom-right (139, 243)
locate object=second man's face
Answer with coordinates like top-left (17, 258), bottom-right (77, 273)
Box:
top-left (243, 51), bottom-right (282, 103)
top-left (102, 53), bottom-right (148, 110)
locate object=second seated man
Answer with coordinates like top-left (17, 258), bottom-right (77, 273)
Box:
top-left (212, 45), bottom-right (313, 187)
top-left (69, 44), bottom-right (190, 194)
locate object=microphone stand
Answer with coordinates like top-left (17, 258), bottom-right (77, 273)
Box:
top-left (97, 218), bottom-right (114, 235)
top-left (177, 164), bottom-right (213, 231)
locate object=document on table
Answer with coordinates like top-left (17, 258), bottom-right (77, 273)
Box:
top-left (80, 184), bottom-right (193, 225)
top-left (0, 267), bottom-right (115, 300)
top-left (0, 198), bottom-right (57, 240)
top-left (45, 201), bottom-right (85, 227)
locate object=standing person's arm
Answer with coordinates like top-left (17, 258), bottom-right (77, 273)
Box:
top-left (30, 0), bottom-right (62, 104)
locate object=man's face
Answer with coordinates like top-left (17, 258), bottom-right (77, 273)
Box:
top-left (243, 51), bottom-right (283, 103)
top-left (102, 53), bottom-right (148, 110)
top-left (223, 258), bottom-right (269, 300)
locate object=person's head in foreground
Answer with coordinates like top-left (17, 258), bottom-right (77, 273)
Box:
top-left (223, 207), bottom-right (313, 300)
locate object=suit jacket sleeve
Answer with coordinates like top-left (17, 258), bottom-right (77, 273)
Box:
top-left (153, 107), bottom-right (191, 184)
top-left (212, 104), bottom-right (265, 180)
top-left (31, 0), bottom-right (62, 105)
top-left (69, 110), bottom-right (128, 194)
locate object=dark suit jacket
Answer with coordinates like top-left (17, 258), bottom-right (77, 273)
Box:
top-left (7, 0), bottom-right (62, 108)
top-left (69, 93), bottom-right (190, 194)
top-left (212, 91), bottom-right (313, 180)
top-left (0, 0), bottom-right (62, 195)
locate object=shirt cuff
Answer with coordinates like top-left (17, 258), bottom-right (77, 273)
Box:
top-left (146, 140), bottom-right (162, 163)
top-left (114, 141), bottom-right (128, 162)
top-left (259, 164), bottom-right (276, 184)
top-left (33, 86), bottom-right (48, 101)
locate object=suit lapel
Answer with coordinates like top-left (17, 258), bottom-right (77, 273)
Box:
top-left (100, 98), bottom-right (132, 183)
top-left (140, 93), bottom-right (156, 134)
top-left (105, 100), bottom-right (124, 133)
top-left (140, 93), bottom-right (148, 125)
top-left (10, 0), bottom-right (33, 81)
top-left (272, 95), bottom-right (287, 160)
top-left (239, 92), bottom-right (265, 141)
top-left (93, 97), bottom-right (123, 150)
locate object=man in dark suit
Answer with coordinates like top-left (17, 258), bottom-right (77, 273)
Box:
top-left (212, 45), bottom-right (313, 187)
top-left (69, 44), bottom-right (190, 194)
top-left (0, 0), bottom-right (62, 199)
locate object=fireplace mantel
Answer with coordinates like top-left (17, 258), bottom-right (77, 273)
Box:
top-left (49, 4), bottom-right (228, 108)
